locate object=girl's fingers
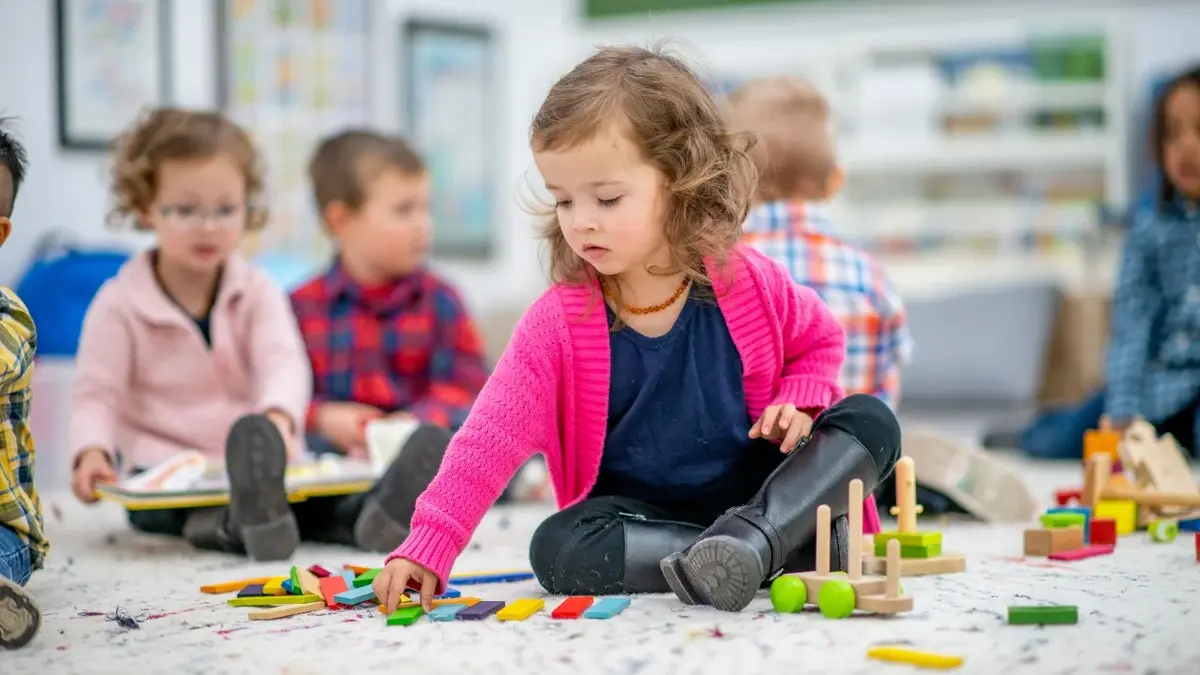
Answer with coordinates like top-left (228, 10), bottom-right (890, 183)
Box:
top-left (777, 404), bottom-right (796, 429)
top-left (760, 406), bottom-right (782, 437)
top-left (420, 572), bottom-right (437, 612)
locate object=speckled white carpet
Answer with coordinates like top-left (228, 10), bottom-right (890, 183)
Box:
top-left (8, 452), bottom-right (1200, 675)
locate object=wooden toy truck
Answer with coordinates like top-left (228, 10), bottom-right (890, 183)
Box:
top-left (770, 479), bottom-right (913, 619)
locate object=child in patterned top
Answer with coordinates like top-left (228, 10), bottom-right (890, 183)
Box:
top-left (0, 119), bottom-right (43, 650)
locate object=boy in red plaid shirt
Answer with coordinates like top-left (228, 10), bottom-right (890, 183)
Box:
top-left (291, 130), bottom-right (488, 502)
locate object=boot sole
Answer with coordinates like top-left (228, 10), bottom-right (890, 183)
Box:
top-left (354, 424), bottom-right (450, 553)
top-left (226, 415), bottom-right (299, 561)
top-left (661, 535), bottom-right (763, 612)
top-left (0, 578), bottom-right (40, 650)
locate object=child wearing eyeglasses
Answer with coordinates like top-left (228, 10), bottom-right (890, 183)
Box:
top-left (67, 109), bottom-right (430, 561)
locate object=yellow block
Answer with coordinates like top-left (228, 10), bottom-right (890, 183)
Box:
top-left (262, 576), bottom-right (289, 596)
top-left (1094, 499), bottom-right (1137, 535)
top-left (867, 646), bottom-right (964, 669)
top-left (497, 598), bottom-right (545, 621)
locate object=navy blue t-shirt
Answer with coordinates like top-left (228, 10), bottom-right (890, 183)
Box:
top-left (591, 291), bottom-right (780, 508)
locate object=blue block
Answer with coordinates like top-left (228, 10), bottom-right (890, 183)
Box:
top-left (1046, 506), bottom-right (1092, 542)
top-left (449, 572), bottom-right (534, 586)
top-left (435, 588), bottom-right (461, 599)
top-left (334, 584), bottom-right (376, 606)
top-left (583, 597), bottom-right (630, 619)
top-left (281, 579), bottom-right (294, 594)
top-left (342, 570), bottom-right (356, 587)
top-left (428, 604), bottom-right (469, 621)
top-left (1179, 518), bottom-right (1200, 533)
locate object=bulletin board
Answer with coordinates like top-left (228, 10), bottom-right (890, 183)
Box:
top-left (217, 0), bottom-right (371, 263)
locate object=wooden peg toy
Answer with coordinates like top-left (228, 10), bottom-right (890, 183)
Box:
top-left (855, 539), bottom-right (914, 614)
top-left (865, 455), bottom-right (966, 577)
top-left (886, 457), bottom-right (923, 532)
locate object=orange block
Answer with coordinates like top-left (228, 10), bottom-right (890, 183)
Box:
top-left (318, 575), bottom-right (349, 608)
top-left (1083, 419), bottom-right (1120, 465)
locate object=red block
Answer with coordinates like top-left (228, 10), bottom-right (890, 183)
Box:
top-left (1054, 488), bottom-right (1081, 506)
top-left (1090, 518), bottom-right (1117, 546)
top-left (318, 575), bottom-right (349, 608)
top-left (1194, 532), bottom-right (1199, 562)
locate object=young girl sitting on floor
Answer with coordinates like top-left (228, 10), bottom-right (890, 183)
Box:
top-left (373, 46), bottom-right (903, 614)
top-left (69, 109), bottom-right (447, 561)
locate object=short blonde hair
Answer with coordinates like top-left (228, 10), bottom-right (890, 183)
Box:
top-left (725, 76), bottom-right (836, 202)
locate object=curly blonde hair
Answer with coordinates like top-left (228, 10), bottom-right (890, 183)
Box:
top-left (108, 107), bottom-right (267, 230)
top-left (529, 45), bottom-right (757, 307)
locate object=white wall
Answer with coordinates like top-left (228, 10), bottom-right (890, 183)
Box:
top-left (1, 0), bottom-right (1198, 310)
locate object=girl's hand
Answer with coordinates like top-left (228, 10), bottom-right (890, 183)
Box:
top-left (373, 557), bottom-right (440, 613)
top-left (71, 448), bottom-right (118, 504)
top-left (750, 404), bottom-right (814, 454)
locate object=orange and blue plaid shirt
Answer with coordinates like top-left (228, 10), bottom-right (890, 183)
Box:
top-left (0, 287), bottom-right (46, 570)
top-left (743, 201), bottom-right (913, 409)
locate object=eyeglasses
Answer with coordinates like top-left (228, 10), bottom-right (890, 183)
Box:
top-left (157, 203), bottom-right (248, 229)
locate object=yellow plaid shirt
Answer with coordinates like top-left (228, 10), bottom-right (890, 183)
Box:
top-left (0, 287), bottom-right (45, 570)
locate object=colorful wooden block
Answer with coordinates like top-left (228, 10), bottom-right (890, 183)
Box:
top-left (1053, 488), bottom-right (1081, 506)
top-left (1094, 500), bottom-right (1137, 535)
top-left (1039, 512), bottom-right (1086, 530)
top-left (319, 575), bottom-right (350, 608)
top-left (456, 600), bottom-right (505, 620)
top-left (1089, 518), bottom-right (1117, 546)
top-left (308, 565), bottom-right (332, 578)
top-left (262, 577), bottom-right (288, 596)
top-left (334, 584), bottom-right (377, 606)
top-left (872, 531), bottom-right (942, 547)
top-left (1024, 527), bottom-right (1084, 557)
top-left (1083, 425), bottom-right (1120, 465)
top-left (200, 576), bottom-right (274, 594)
top-left (552, 596), bottom-right (594, 619)
top-left (1048, 544), bottom-right (1114, 561)
top-left (344, 564), bottom-right (370, 575)
top-left (1195, 532), bottom-right (1199, 562)
top-left (386, 605), bottom-right (425, 626)
top-left (228, 593), bottom-right (322, 607)
top-left (1008, 605), bottom-right (1078, 625)
top-left (289, 566), bottom-right (302, 595)
top-left (447, 570), bottom-right (535, 585)
top-left (496, 598), bottom-right (545, 621)
top-left (1149, 519), bottom-right (1179, 543)
top-left (237, 583), bottom-right (266, 598)
top-left (435, 588), bottom-right (462, 599)
top-left (427, 604), bottom-right (469, 621)
top-left (1046, 506), bottom-right (1091, 541)
top-left (1178, 518), bottom-right (1200, 533)
top-left (341, 569), bottom-right (356, 587)
top-left (247, 600), bottom-right (327, 620)
top-left (353, 568), bottom-right (380, 588)
top-left (583, 597), bottom-right (630, 619)
top-left (294, 567), bottom-right (324, 597)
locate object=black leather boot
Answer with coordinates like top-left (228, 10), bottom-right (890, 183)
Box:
top-left (225, 414), bottom-right (300, 561)
top-left (620, 517), bottom-right (704, 594)
top-left (661, 394), bottom-right (901, 612)
top-left (354, 424), bottom-right (452, 553)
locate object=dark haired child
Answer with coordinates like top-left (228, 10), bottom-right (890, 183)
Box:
top-left (0, 118), bottom-right (44, 650)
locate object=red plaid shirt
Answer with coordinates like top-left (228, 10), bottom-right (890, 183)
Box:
top-left (290, 264), bottom-right (488, 431)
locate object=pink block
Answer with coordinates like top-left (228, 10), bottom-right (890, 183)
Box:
top-left (308, 565), bottom-right (332, 578)
top-left (1048, 544), bottom-right (1115, 561)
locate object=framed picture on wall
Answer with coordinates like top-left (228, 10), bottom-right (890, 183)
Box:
top-left (403, 19), bottom-right (497, 259)
top-left (54, 0), bottom-right (172, 150)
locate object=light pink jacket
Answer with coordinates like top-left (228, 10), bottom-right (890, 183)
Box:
top-left (68, 251), bottom-right (311, 469)
top-left (389, 244), bottom-right (878, 592)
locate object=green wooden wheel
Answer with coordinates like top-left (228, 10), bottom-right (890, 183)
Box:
top-left (769, 576), bottom-right (807, 613)
top-left (817, 579), bottom-right (856, 619)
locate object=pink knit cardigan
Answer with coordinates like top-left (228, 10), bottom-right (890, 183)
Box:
top-left (388, 244), bottom-right (880, 591)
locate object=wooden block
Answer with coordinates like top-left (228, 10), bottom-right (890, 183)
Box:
top-left (1083, 426), bottom-right (1120, 465)
top-left (862, 554), bottom-right (966, 577)
top-left (1195, 532), bottom-right (1199, 562)
top-left (386, 606), bottom-right (425, 626)
top-left (344, 564), bottom-right (370, 575)
top-left (427, 604), bottom-right (469, 621)
top-left (872, 531), bottom-right (942, 547)
top-left (262, 577), bottom-right (289, 596)
top-left (1094, 500), bottom-right (1137, 534)
top-left (247, 601), bottom-right (326, 620)
top-left (294, 567), bottom-right (323, 597)
top-left (855, 594), bottom-right (914, 614)
top-left (308, 565), bottom-right (332, 578)
top-left (200, 576), bottom-right (274, 594)
top-left (447, 570), bottom-right (535, 585)
top-left (394, 596), bottom-right (480, 611)
top-left (227, 593), bottom-right (322, 607)
top-left (1045, 506), bottom-right (1091, 541)
top-left (1008, 605), bottom-right (1078, 625)
top-left (341, 570), bottom-right (356, 587)
top-left (456, 600), bottom-right (505, 620)
top-left (1054, 488), bottom-right (1081, 506)
top-left (1178, 518), bottom-right (1200, 532)
top-left (1039, 512), bottom-right (1086, 529)
top-left (318, 575), bottom-right (349, 608)
top-left (496, 598), bottom-right (545, 621)
top-left (867, 646), bottom-right (964, 669)
top-left (353, 568), bottom-right (380, 588)
top-left (1024, 527), bottom-right (1084, 557)
top-left (334, 584), bottom-right (377, 606)
top-left (551, 596), bottom-right (594, 619)
top-left (435, 588), bottom-right (462, 599)
top-left (281, 579), bottom-right (294, 594)
top-left (289, 566), bottom-right (302, 595)
top-left (583, 597), bottom-right (631, 619)
top-left (1090, 518), bottom-right (1117, 546)
top-left (237, 583), bottom-right (266, 598)
top-left (1048, 544), bottom-right (1114, 561)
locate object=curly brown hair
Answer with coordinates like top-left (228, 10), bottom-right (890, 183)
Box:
top-left (108, 107), bottom-right (266, 230)
top-left (529, 45), bottom-right (757, 306)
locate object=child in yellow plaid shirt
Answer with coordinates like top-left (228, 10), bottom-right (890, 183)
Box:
top-left (0, 120), bottom-right (43, 650)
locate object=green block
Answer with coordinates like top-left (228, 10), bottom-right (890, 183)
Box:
top-left (228, 593), bottom-right (322, 607)
top-left (873, 531), bottom-right (942, 547)
top-left (354, 568), bottom-right (381, 588)
top-left (876, 541), bottom-right (942, 559)
top-left (289, 566), bottom-right (302, 595)
top-left (1040, 512), bottom-right (1086, 529)
top-left (387, 605), bottom-right (425, 626)
top-left (1007, 605), bottom-right (1078, 625)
